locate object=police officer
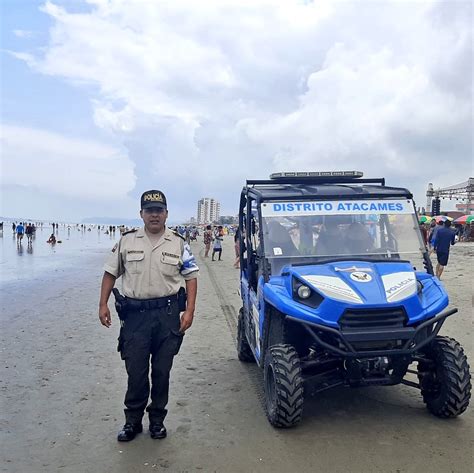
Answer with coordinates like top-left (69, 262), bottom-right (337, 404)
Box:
top-left (98, 190), bottom-right (199, 442)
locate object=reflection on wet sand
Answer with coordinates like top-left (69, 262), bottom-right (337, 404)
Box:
top-left (0, 224), bottom-right (120, 285)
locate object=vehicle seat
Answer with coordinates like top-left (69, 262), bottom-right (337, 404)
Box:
top-left (316, 225), bottom-right (348, 256)
top-left (346, 223), bottom-right (373, 254)
top-left (265, 221), bottom-right (298, 256)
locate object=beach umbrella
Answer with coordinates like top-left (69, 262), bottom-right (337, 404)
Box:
top-left (453, 215), bottom-right (474, 225)
top-left (433, 215), bottom-right (453, 223)
top-left (418, 215), bottom-right (432, 224)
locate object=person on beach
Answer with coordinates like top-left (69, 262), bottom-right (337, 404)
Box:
top-left (25, 223), bottom-right (34, 244)
top-left (203, 225), bottom-right (212, 257)
top-left (212, 226), bottom-right (224, 261)
top-left (16, 222), bottom-right (24, 243)
top-left (98, 190), bottom-right (199, 442)
top-left (433, 219), bottom-right (455, 280)
top-left (12, 222), bottom-right (16, 233)
top-left (47, 233), bottom-right (56, 244)
top-left (463, 224), bottom-right (472, 242)
top-left (233, 228), bottom-right (240, 268)
top-left (419, 223), bottom-right (429, 246)
top-left (429, 220), bottom-right (443, 252)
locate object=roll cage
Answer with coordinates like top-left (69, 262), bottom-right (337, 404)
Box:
top-left (238, 175), bottom-right (432, 287)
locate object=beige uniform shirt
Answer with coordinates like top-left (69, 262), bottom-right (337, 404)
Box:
top-left (104, 227), bottom-right (199, 299)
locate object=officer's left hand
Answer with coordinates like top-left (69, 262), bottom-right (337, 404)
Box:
top-left (99, 304), bottom-right (112, 328)
top-left (179, 310), bottom-right (194, 333)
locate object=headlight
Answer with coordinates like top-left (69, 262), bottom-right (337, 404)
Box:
top-left (292, 277), bottom-right (324, 309)
top-left (297, 285), bottom-right (311, 299)
top-left (417, 280), bottom-right (423, 295)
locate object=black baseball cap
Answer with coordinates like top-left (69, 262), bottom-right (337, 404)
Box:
top-left (141, 190), bottom-right (167, 209)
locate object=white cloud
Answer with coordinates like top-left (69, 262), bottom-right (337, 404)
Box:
top-left (13, 29), bottom-right (34, 38)
top-left (1, 124), bottom-right (136, 199)
top-left (9, 0), bottom-right (473, 218)
top-left (242, 41), bottom-right (471, 179)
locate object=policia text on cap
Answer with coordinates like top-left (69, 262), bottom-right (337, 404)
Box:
top-left (98, 190), bottom-right (199, 442)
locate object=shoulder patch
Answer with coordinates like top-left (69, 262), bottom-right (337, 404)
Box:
top-left (122, 229), bottom-right (138, 236)
top-left (171, 229), bottom-right (185, 240)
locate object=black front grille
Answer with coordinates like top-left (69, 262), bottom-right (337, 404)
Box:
top-left (339, 308), bottom-right (407, 331)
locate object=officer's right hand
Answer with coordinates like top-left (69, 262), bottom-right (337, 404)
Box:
top-left (99, 304), bottom-right (112, 328)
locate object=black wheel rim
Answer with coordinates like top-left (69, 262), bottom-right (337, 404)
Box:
top-left (420, 358), bottom-right (444, 400)
top-left (427, 366), bottom-right (444, 398)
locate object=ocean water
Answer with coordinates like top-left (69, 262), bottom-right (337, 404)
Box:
top-left (0, 225), bottom-right (119, 285)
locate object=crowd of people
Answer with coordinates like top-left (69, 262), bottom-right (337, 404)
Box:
top-left (201, 224), bottom-right (240, 266)
top-left (418, 218), bottom-right (468, 279)
top-left (168, 224), bottom-right (240, 266)
top-left (170, 225), bottom-right (200, 243)
top-left (12, 221), bottom-right (37, 245)
top-left (6, 221), bottom-right (131, 251)
top-left (455, 222), bottom-right (474, 241)
top-left (419, 219), bottom-right (474, 246)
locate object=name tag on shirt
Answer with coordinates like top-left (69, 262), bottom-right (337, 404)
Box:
top-left (162, 252), bottom-right (179, 259)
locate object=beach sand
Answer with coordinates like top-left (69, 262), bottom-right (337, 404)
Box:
top-left (0, 235), bottom-right (472, 473)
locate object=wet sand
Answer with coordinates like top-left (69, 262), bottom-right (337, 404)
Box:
top-left (0, 234), bottom-right (472, 473)
top-left (0, 226), bottom-right (119, 285)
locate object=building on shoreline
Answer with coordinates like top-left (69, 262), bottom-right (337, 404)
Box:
top-left (197, 197), bottom-right (220, 224)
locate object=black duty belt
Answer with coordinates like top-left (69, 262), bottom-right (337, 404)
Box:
top-left (125, 293), bottom-right (178, 311)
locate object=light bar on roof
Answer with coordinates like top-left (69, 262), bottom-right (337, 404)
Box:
top-left (269, 171), bottom-right (364, 179)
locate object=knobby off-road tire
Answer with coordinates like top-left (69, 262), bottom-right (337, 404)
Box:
top-left (264, 344), bottom-right (304, 428)
top-left (237, 308), bottom-right (254, 362)
top-left (418, 336), bottom-right (471, 418)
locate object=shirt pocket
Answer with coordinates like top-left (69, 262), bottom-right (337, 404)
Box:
top-left (160, 253), bottom-right (180, 277)
top-left (126, 252), bottom-right (145, 274)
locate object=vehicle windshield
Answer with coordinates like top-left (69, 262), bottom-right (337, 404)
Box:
top-left (260, 199), bottom-right (425, 273)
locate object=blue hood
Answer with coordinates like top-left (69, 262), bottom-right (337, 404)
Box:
top-left (292, 261), bottom-right (416, 305)
top-left (263, 260), bottom-right (449, 327)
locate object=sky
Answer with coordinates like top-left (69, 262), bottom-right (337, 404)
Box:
top-left (1, 0), bottom-right (472, 223)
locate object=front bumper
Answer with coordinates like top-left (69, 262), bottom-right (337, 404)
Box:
top-left (286, 308), bottom-right (457, 358)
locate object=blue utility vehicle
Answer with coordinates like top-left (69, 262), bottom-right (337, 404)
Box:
top-left (237, 172), bottom-right (471, 427)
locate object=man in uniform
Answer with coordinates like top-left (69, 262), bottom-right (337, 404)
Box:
top-left (98, 190), bottom-right (198, 442)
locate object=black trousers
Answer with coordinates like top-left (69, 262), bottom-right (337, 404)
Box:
top-left (118, 301), bottom-right (184, 425)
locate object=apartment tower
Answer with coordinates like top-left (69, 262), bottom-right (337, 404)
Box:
top-left (197, 197), bottom-right (220, 224)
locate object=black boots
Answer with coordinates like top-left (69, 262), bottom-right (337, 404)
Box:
top-left (117, 423), bottom-right (143, 442)
top-left (149, 423), bottom-right (167, 439)
top-left (117, 422), bottom-right (167, 441)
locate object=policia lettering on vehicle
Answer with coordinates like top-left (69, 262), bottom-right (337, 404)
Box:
top-left (98, 190), bottom-right (199, 442)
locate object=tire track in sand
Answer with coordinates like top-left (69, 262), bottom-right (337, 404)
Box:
top-left (199, 248), bottom-right (238, 338)
top-left (199, 247), bottom-right (266, 410)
